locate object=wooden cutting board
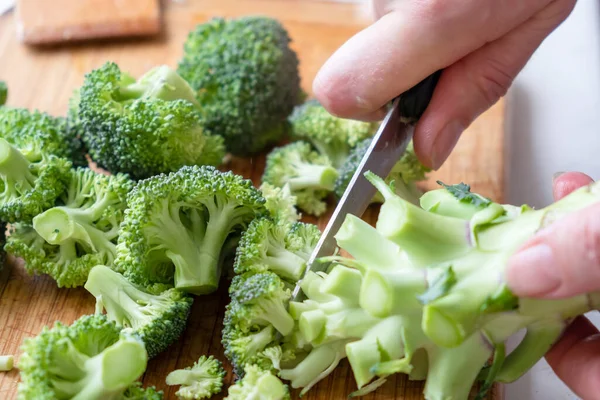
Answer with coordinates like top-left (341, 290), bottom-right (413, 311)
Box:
top-left (0, 0), bottom-right (506, 399)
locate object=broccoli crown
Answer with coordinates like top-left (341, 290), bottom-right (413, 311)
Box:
top-left (121, 383), bottom-right (164, 400)
top-left (165, 355), bottom-right (226, 400)
top-left (85, 265), bottom-right (193, 359)
top-left (225, 364), bottom-right (290, 400)
top-left (262, 141), bottom-right (338, 217)
top-left (116, 165), bottom-right (266, 295)
top-left (289, 99), bottom-right (378, 167)
top-left (0, 137), bottom-right (72, 223)
top-left (0, 80), bottom-right (7, 106)
top-left (177, 16), bottom-right (301, 156)
top-left (17, 314), bottom-right (148, 400)
top-left (78, 62), bottom-right (225, 180)
top-left (259, 183), bottom-right (299, 225)
top-left (222, 322), bottom-right (278, 378)
top-left (0, 106), bottom-right (86, 166)
top-left (7, 167), bottom-right (133, 287)
top-left (234, 218), bottom-right (319, 283)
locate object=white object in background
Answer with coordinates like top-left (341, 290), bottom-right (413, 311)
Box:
top-left (504, 1), bottom-right (600, 399)
top-left (0, 0), bottom-right (14, 15)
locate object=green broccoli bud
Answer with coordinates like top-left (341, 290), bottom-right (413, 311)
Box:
top-left (289, 99), bottom-right (378, 168)
top-left (0, 81), bottom-right (7, 106)
top-left (225, 364), bottom-right (290, 400)
top-left (0, 355), bottom-right (13, 371)
top-left (177, 16), bottom-right (301, 156)
top-left (17, 314), bottom-right (148, 400)
top-left (259, 183), bottom-right (300, 225)
top-left (165, 355), bottom-right (225, 400)
top-left (85, 265), bottom-right (193, 359)
top-left (78, 62), bottom-right (225, 180)
top-left (116, 165), bottom-right (266, 295)
top-left (121, 383), bottom-right (164, 400)
top-left (263, 141), bottom-right (338, 217)
top-left (222, 323), bottom-right (277, 378)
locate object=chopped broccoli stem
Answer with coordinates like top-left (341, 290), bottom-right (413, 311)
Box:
top-left (285, 163), bottom-right (337, 192)
top-left (420, 188), bottom-right (487, 219)
top-left (0, 137), bottom-right (36, 194)
top-left (0, 355), bottom-right (13, 371)
top-left (320, 265), bottom-right (362, 300)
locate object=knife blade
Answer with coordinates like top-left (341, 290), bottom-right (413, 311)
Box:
top-left (291, 71), bottom-right (442, 302)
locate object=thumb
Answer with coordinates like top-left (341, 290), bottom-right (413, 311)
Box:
top-left (506, 173), bottom-right (600, 299)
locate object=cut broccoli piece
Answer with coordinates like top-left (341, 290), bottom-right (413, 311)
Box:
top-left (78, 62), bottom-right (225, 180)
top-left (85, 265), bottom-right (193, 359)
top-left (17, 314), bottom-right (148, 400)
top-left (222, 322), bottom-right (277, 378)
top-left (234, 218), bottom-right (319, 283)
top-left (259, 183), bottom-right (299, 225)
top-left (262, 141), bottom-right (338, 216)
top-left (289, 99), bottom-right (378, 168)
top-left (0, 355), bottom-right (13, 371)
top-left (177, 16), bottom-right (301, 156)
top-left (6, 168), bottom-right (132, 287)
top-left (122, 383), bottom-right (164, 400)
top-left (165, 355), bottom-right (225, 400)
top-left (0, 81), bottom-right (7, 106)
top-left (116, 165), bottom-right (266, 295)
top-left (334, 138), bottom-right (429, 205)
top-left (224, 364), bottom-right (290, 400)
top-left (0, 137), bottom-right (71, 223)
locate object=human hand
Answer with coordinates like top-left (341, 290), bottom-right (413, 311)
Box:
top-left (506, 172), bottom-right (600, 399)
top-left (313, 0), bottom-right (576, 170)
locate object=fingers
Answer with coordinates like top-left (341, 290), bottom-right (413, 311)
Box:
top-left (313, 0), bottom-right (555, 121)
top-left (413, 0), bottom-right (576, 169)
top-left (545, 316), bottom-right (600, 400)
top-left (553, 172), bottom-right (595, 200)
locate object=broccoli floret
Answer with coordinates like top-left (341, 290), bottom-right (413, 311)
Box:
top-left (165, 355), bottom-right (225, 400)
top-left (0, 106), bottom-right (86, 167)
top-left (177, 16), bottom-right (301, 156)
top-left (122, 383), bottom-right (164, 400)
top-left (222, 323), bottom-right (277, 378)
top-left (334, 138), bottom-right (429, 205)
top-left (0, 81), bottom-right (7, 105)
top-left (17, 314), bottom-right (148, 400)
top-left (0, 137), bottom-right (71, 223)
top-left (116, 165), bottom-right (266, 295)
top-left (262, 141), bottom-right (338, 216)
top-left (289, 99), bottom-right (378, 168)
top-left (85, 265), bottom-right (193, 358)
top-left (78, 62), bottom-right (225, 180)
top-left (0, 355), bottom-right (13, 371)
top-left (224, 364), bottom-right (290, 400)
top-left (259, 183), bottom-right (299, 225)
top-left (6, 168), bottom-right (132, 287)
top-left (234, 219), bottom-right (319, 283)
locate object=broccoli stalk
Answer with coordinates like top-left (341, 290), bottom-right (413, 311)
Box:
top-left (0, 355), bottom-right (13, 371)
top-left (0, 137), bottom-right (37, 195)
top-left (165, 355), bottom-right (225, 400)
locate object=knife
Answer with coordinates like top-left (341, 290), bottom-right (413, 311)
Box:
top-left (291, 71), bottom-right (442, 302)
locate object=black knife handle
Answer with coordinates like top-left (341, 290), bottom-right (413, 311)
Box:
top-left (397, 70), bottom-right (442, 123)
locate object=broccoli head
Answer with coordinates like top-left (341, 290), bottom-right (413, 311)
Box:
top-left (85, 265), bottom-right (193, 359)
top-left (6, 168), bottom-right (132, 287)
top-left (116, 165), bottom-right (266, 295)
top-left (222, 322), bottom-right (278, 378)
top-left (289, 99), bottom-right (378, 167)
top-left (17, 314), bottom-right (148, 400)
top-left (165, 355), bottom-right (225, 400)
top-left (259, 183), bottom-right (299, 225)
top-left (177, 16), bottom-right (301, 156)
top-left (78, 62), bottom-right (225, 180)
top-left (224, 364), bottom-right (290, 400)
top-left (0, 80), bottom-right (7, 105)
top-left (262, 141), bottom-right (338, 216)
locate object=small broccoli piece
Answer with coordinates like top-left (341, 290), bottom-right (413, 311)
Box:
top-left (263, 141), bottom-right (338, 216)
top-left (6, 168), bottom-right (132, 287)
top-left (234, 219), bottom-right (319, 283)
top-left (222, 322), bottom-right (277, 378)
top-left (334, 138), bottom-right (429, 205)
top-left (0, 81), bottom-right (7, 105)
top-left (116, 165), bottom-right (266, 295)
top-left (122, 383), bottom-right (164, 400)
top-left (0, 355), bottom-right (13, 371)
top-left (165, 355), bottom-right (225, 400)
top-left (78, 62), bottom-right (225, 180)
top-left (85, 265), bottom-right (193, 359)
top-left (17, 314), bottom-right (148, 400)
top-left (177, 16), bottom-right (301, 156)
top-left (0, 137), bottom-right (71, 223)
top-left (225, 364), bottom-right (290, 400)
top-left (289, 99), bottom-right (378, 167)
top-left (259, 183), bottom-right (299, 224)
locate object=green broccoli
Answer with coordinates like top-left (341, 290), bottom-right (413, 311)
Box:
top-left (165, 355), bottom-right (225, 399)
top-left (262, 141), bottom-right (338, 216)
top-left (0, 355), bottom-right (13, 371)
top-left (116, 165), bottom-right (266, 295)
top-left (84, 265), bottom-right (193, 359)
top-left (0, 80), bottom-right (7, 106)
top-left (0, 137), bottom-right (71, 223)
top-left (77, 62), bottom-right (225, 180)
top-left (259, 183), bottom-right (299, 225)
top-left (224, 364), bottom-right (290, 400)
top-left (289, 99), bottom-right (378, 167)
top-left (17, 314), bottom-right (149, 400)
top-left (6, 168), bottom-right (132, 287)
top-left (122, 383), bottom-right (164, 400)
top-left (177, 16), bottom-right (301, 156)
top-left (234, 219), bottom-right (319, 283)
top-left (334, 138), bottom-right (429, 205)
top-left (222, 322), bottom-right (277, 378)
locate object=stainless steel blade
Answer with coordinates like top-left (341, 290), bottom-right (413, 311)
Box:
top-left (291, 97), bottom-right (414, 301)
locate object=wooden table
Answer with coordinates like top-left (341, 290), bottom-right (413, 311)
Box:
top-left (0, 1), bottom-right (505, 398)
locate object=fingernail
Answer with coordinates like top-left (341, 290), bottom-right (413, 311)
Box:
top-left (507, 244), bottom-right (561, 297)
top-left (553, 171), bottom-right (566, 182)
top-left (431, 121), bottom-right (464, 170)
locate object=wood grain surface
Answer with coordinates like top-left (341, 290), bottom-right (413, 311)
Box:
top-left (0, 0), bottom-right (506, 399)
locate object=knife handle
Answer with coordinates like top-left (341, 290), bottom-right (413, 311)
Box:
top-left (397, 70), bottom-right (442, 123)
